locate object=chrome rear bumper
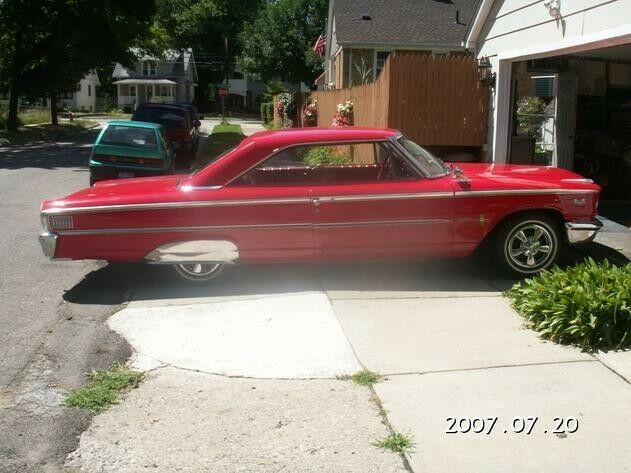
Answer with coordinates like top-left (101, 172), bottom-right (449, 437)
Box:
top-left (565, 220), bottom-right (603, 244)
top-left (39, 232), bottom-right (58, 258)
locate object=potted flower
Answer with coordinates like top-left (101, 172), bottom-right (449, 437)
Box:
top-left (332, 99), bottom-right (354, 126)
top-left (303, 101), bottom-right (318, 127)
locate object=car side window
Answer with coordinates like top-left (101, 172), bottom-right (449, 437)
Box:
top-left (233, 142), bottom-right (420, 186)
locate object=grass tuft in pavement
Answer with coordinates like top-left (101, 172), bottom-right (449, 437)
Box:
top-left (372, 432), bottom-right (416, 453)
top-left (64, 364), bottom-right (144, 413)
top-left (338, 370), bottom-right (382, 386)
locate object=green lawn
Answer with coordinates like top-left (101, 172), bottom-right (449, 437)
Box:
top-left (0, 121), bottom-right (98, 147)
top-left (195, 123), bottom-right (245, 169)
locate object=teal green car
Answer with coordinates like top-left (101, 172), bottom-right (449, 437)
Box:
top-left (89, 121), bottom-right (175, 185)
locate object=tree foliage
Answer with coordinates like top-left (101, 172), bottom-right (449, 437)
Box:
top-left (0, 0), bottom-right (156, 130)
top-left (238, 0), bottom-right (328, 85)
top-left (149, 0), bottom-right (263, 105)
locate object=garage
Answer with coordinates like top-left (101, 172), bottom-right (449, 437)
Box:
top-left (507, 47), bottom-right (631, 225)
top-left (467, 0), bottom-right (631, 227)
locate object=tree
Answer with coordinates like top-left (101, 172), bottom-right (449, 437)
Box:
top-left (237, 0), bottom-right (328, 86)
top-left (150, 0), bottom-right (263, 108)
top-left (0, 0), bottom-right (156, 130)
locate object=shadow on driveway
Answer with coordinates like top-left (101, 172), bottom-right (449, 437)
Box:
top-left (61, 242), bottom-right (629, 307)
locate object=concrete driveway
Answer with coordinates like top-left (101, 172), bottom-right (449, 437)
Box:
top-left (64, 240), bottom-right (631, 473)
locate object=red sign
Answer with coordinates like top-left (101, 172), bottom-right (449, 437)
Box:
top-left (218, 87), bottom-right (229, 97)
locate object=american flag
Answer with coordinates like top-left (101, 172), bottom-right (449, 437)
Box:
top-left (313, 34), bottom-right (326, 56)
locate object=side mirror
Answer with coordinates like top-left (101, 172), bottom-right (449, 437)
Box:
top-left (193, 119), bottom-right (201, 128)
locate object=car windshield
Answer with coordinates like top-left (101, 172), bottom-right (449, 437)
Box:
top-left (398, 136), bottom-right (449, 178)
top-left (100, 125), bottom-right (157, 149)
top-left (134, 108), bottom-right (186, 128)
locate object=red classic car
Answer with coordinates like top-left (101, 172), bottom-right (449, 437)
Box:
top-left (39, 128), bottom-right (602, 281)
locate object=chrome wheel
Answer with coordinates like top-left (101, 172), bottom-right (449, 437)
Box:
top-left (174, 263), bottom-right (224, 282)
top-left (504, 220), bottom-right (558, 274)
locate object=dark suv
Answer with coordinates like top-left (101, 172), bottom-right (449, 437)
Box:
top-left (132, 103), bottom-right (200, 165)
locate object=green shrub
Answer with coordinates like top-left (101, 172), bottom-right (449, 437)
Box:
top-left (260, 102), bottom-right (274, 124)
top-left (506, 259), bottom-right (631, 350)
top-left (259, 102), bottom-right (274, 124)
top-left (302, 146), bottom-right (351, 166)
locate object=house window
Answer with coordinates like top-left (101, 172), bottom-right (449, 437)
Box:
top-left (375, 51), bottom-right (390, 78)
top-left (533, 76), bottom-right (554, 99)
top-left (0, 91), bottom-right (9, 100)
top-left (60, 91), bottom-right (74, 99)
top-left (142, 61), bottom-right (157, 76)
top-left (160, 85), bottom-right (169, 96)
top-left (88, 84), bottom-right (91, 97)
top-left (129, 85), bottom-right (136, 97)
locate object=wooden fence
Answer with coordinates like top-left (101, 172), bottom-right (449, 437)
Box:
top-left (312, 52), bottom-right (489, 150)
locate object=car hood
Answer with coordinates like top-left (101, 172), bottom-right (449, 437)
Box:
top-left (454, 163), bottom-right (599, 191)
top-left (42, 175), bottom-right (183, 212)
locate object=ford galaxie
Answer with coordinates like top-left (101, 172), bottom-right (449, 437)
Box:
top-left (39, 128), bottom-right (602, 281)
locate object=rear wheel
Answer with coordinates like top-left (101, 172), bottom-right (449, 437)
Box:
top-left (494, 214), bottom-right (560, 276)
top-left (174, 263), bottom-right (224, 282)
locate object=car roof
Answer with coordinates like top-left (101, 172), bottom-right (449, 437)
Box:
top-left (248, 127), bottom-right (400, 146)
top-left (135, 103), bottom-right (187, 111)
top-left (105, 120), bottom-right (163, 130)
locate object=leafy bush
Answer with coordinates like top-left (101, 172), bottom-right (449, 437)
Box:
top-left (302, 146), bottom-right (351, 166)
top-left (506, 259), bottom-right (631, 350)
top-left (260, 102), bottom-right (273, 124)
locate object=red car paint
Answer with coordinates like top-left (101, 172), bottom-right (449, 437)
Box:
top-left (40, 128), bottom-right (600, 266)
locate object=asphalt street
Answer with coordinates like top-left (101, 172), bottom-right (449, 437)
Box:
top-left (0, 132), bottom-right (137, 472)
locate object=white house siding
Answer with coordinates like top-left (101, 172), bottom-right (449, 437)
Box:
top-left (474, 0), bottom-right (631, 163)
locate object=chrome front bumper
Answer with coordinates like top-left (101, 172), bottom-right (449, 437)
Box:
top-left (565, 220), bottom-right (603, 244)
top-left (39, 232), bottom-right (58, 258)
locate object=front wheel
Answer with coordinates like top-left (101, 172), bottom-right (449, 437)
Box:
top-left (494, 214), bottom-right (560, 276)
top-left (174, 263), bottom-right (224, 282)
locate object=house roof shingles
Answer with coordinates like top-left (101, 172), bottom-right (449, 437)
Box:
top-left (333, 0), bottom-right (479, 48)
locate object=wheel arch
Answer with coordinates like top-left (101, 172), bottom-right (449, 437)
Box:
top-left (482, 208), bottom-right (566, 247)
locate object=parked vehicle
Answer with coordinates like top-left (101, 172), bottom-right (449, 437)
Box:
top-left (131, 103), bottom-right (200, 165)
top-left (89, 121), bottom-right (175, 186)
top-left (40, 127), bottom-right (601, 281)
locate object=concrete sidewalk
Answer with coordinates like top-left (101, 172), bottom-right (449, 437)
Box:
top-left (65, 235), bottom-right (631, 472)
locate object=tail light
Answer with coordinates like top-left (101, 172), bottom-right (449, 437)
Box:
top-left (48, 215), bottom-right (74, 231)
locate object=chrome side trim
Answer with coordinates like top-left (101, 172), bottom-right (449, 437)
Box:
top-left (58, 223), bottom-right (311, 235)
top-left (455, 189), bottom-right (599, 198)
top-left (316, 219), bottom-right (450, 228)
top-left (145, 240), bottom-right (239, 263)
top-left (313, 192), bottom-right (453, 202)
top-left (565, 220), bottom-right (603, 244)
top-left (38, 232), bottom-right (58, 258)
top-left (43, 198), bottom-right (312, 215)
top-left (56, 218), bottom-right (451, 236)
top-left (44, 188), bottom-right (599, 217)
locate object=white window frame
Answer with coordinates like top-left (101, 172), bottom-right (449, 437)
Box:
top-left (373, 50), bottom-right (393, 81)
top-left (142, 61), bottom-right (157, 76)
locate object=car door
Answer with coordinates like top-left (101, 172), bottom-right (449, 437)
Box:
top-left (182, 184), bottom-right (314, 264)
top-left (310, 141), bottom-right (455, 259)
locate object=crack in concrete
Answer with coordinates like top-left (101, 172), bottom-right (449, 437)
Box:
top-left (382, 359), bottom-right (598, 377)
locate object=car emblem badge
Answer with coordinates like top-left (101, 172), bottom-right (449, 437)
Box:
top-left (479, 214), bottom-right (488, 226)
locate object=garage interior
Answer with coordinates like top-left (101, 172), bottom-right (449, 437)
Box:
top-left (508, 44), bottom-right (631, 227)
